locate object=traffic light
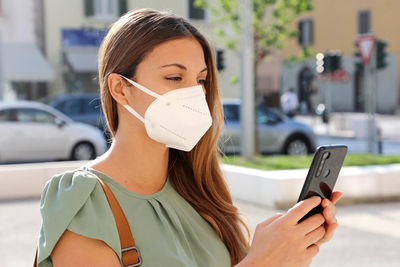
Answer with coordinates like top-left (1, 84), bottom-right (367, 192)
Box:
top-left (330, 53), bottom-right (341, 72)
top-left (322, 54), bottom-right (331, 74)
top-left (354, 51), bottom-right (364, 74)
top-left (216, 50), bottom-right (225, 71)
top-left (315, 53), bottom-right (324, 73)
top-left (376, 40), bottom-right (388, 70)
top-left (322, 51), bottom-right (342, 73)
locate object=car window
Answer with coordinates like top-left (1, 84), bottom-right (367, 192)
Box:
top-left (63, 99), bottom-right (83, 115)
top-left (223, 104), bottom-right (240, 122)
top-left (83, 97), bottom-right (102, 114)
top-left (258, 107), bottom-right (281, 124)
top-left (0, 109), bottom-right (12, 121)
top-left (53, 100), bottom-right (65, 111)
top-left (15, 108), bottom-right (56, 123)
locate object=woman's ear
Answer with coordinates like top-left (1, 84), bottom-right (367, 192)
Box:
top-left (107, 73), bottom-right (130, 105)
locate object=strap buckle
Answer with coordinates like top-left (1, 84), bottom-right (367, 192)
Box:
top-left (120, 246), bottom-right (142, 267)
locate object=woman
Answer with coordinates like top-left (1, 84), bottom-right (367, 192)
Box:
top-left (36, 8), bottom-right (341, 267)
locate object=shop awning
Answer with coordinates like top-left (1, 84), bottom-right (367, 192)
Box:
top-left (1, 43), bottom-right (55, 82)
top-left (64, 47), bottom-right (99, 73)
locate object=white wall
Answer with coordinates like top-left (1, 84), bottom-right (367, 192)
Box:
top-left (0, 0), bottom-right (36, 43)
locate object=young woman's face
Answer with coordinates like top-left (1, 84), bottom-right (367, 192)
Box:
top-left (127, 37), bottom-right (208, 118)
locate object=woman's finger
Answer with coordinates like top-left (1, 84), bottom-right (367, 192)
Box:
top-left (322, 199), bottom-right (337, 224)
top-left (330, 191), bottom-right (343, 204)
top-left (287, 196), bottom-right (322, 224)
top-left (298, 213), bottom-right (325, 234)
top-left (315, 222), bottom-right (338, 246)
top-left (304, 225), bottom-right (325, 247)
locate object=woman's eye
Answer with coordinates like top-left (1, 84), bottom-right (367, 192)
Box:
top-left (198, 79), bottom-right (207, 86)
top-left (166, 77), bottom-right (182, 82)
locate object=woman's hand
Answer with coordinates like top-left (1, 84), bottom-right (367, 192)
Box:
top-left (237, 193), bottom-right (343, 267)
top-left (236, 196), bottom-right (327, 267)
top-left (315, 191), bottom-right (343, 246)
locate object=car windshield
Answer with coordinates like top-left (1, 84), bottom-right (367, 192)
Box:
top-left (258, 106), bottom-right (287, 121)
top-left (223, 103), bottom-right (287, 124)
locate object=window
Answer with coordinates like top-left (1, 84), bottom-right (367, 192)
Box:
top-left (0, 109), bottom-right (12, 121)
top-left (298, 18), bottom-right (314, 47)
top-left (15, 108), bottom-right (56, 123)
top-left (223, 104), bottom-right (240, 122)
top-left (358, 10), bottom-right (371, 34)
top-left (257, 107), bottom-right (282, 125)
top-left (188, 0), bottom-right (206, 20)
top-left (62, 99), bottom-right (83, 115)
top-left (84, 0), bottom-right (127, 19)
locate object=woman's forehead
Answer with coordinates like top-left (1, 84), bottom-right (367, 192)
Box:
top-left (142, 38), bottom-right (206, 70)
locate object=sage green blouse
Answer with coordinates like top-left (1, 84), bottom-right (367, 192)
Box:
top-left (37, 165), bottom-right (231, 267)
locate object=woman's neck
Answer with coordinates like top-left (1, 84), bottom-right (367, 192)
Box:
top-left (90, 127), bottom-right (170, 195)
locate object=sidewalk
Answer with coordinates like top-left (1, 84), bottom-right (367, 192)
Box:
top-left (296, 112), bottom-right (400, 140)
top-left (1, 198), bottom-right (399, 267)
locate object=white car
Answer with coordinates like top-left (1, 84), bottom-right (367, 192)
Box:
top-left (221, 99), bottom-right (316, 155)
top-left (0, 101), bottom-right (107, 163)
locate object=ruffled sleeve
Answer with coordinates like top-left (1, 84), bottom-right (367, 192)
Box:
top-left (37, 169), bottom-right (120, 266)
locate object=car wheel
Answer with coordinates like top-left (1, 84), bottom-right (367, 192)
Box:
top-left (71, 142), bottom-right (96, 160)
top-left (284, 138), bottom-right (310, 155)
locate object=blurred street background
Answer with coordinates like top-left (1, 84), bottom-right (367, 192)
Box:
top-left (0, 0), bottom-right (400, 266)
top-left (1, 198), bottom-right (400, 267)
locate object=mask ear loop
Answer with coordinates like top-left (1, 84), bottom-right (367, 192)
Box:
top-left (119, 75), bottom-right (167, 123)
top-left (123, 104), bottom-right (145, 123)
top-left (120, 75), bottom-right (161, 99)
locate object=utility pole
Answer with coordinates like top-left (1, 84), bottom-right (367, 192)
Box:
top-left (0, 32), bottom-right (3, 101)
top-left (239, 0), bottom-right (255, 160)
top-left (367, 45), bottom-right (378, 154)
top-left (356, 33), bottom-right (377, 154)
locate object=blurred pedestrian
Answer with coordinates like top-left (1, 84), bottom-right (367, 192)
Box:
top-left (280, 87), bottom-right (299, 117)
top-left (34, 8), bottom-right (342, 267)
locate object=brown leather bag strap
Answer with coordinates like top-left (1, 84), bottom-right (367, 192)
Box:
top-left (33, 169), bottom-right (141, 267)
top-left (91, 171), bottom-right (142, 267)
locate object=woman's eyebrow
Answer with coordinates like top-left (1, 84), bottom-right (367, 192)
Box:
top-left (159, 63), bottom-right (187, 70)
top-left (159, 64), bottom-right (208, 74)
top-left (199, 67), bottom-right (208, 73)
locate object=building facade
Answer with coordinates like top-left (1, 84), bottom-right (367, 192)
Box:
top-left (42, 0), bottom-right (241, 100)
top-left (0, 0), bottom-right (54, 100)
top-left (279, 0), bottom-right (400, 113)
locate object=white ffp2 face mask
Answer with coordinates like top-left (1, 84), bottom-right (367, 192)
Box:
top-left (120, 75), bottom-right (212, 152)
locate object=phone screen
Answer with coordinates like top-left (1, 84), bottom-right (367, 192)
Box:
top-left (297, 145), bottom-right (348, 222)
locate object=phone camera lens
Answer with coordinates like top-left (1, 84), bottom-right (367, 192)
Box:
top-left (322, 152), bottom-right (330, 159)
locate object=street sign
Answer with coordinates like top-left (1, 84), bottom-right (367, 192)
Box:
top-left (356, 34), bottom-right (376, 65)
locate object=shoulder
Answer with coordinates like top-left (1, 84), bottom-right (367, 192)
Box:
top-left (40, 169), bottom-right (102, 225)
top-left (41, 169), bottom-right (98, 200)
top-left (51, 229), bottom-right (121, 267)
top-left (38, 169), bottom-right (120, 265)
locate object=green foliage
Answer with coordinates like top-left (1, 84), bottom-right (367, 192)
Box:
top-left (221, 154), bottom-right (400, 170)
top-left (195, 0), bottom-right (314, 64)
top-left (283, 46), bottom-right (315, 65)
top-left (230, 76), bottom-right (239, 84)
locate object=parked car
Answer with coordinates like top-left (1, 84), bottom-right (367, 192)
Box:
top-left (49, 93), bottom-right (109, 136)
top-left (220, 99), bottom-right (316, 155)
top-left (0, 101), bottom-right (107, 163)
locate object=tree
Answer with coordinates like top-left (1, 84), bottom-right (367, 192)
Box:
top-left (195, 0), bottom-right (314, 74)
top-left (196, 0), bottom-right (313, 157)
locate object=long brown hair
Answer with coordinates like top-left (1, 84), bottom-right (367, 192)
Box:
top-left (98, 8), bottom-right (250, 265)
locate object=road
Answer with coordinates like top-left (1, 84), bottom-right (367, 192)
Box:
top-left (1, 197), bottom-right (399, 267)
top-left (317, 136), bottom-right (400, 155)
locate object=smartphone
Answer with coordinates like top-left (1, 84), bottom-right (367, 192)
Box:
top-left (297, 145), bottom-right (348, 223)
